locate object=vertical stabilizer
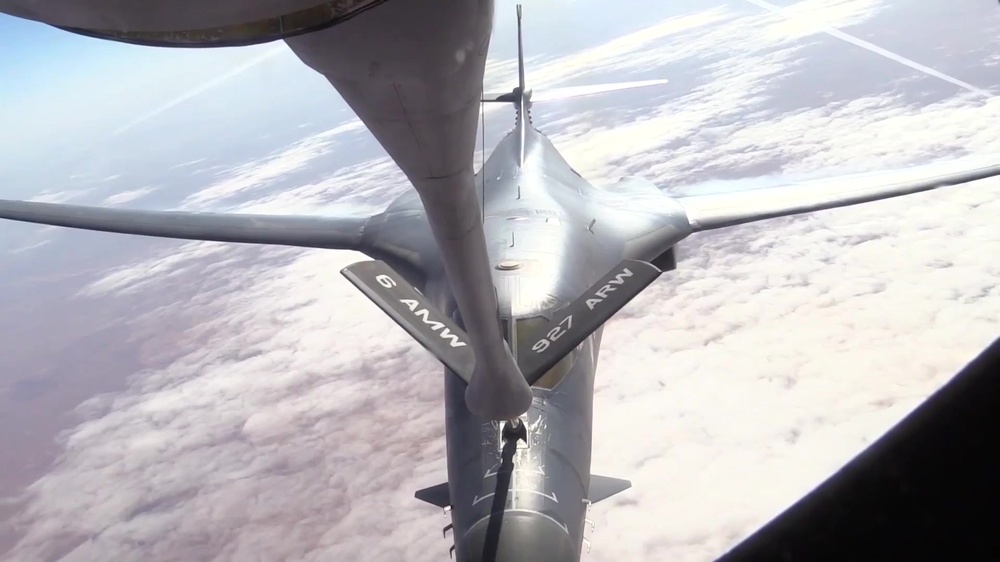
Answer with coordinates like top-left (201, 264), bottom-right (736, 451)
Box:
top-left (481, 3), bottom-right (532, 113)
top-left (516, 4), bottom-right (526, 95)
top-left (514, 4), bottom-right (528, 163)
top-left (480, 6), bottom-right (531, 162)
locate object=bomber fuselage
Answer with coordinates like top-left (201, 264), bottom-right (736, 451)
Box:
top-left (443, 124), bottom-right (613, 562)
top-left (361, 120), bottom-right (691, 561)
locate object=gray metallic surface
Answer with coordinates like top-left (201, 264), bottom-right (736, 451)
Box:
top-left (358, 111), bottom-right (692, 561)
top-left (285, 0), bottom-right (534, 421)
top-left (677, 157), bottom-right (1000, 232)
top-left (340, 260), bottom-right (476, 384)
top-left (53, 2), bottom-right (392, 49)
top-left (0, 0), bottom-right (377, 33)
top-left (0, 201), bottom-right (370, 250)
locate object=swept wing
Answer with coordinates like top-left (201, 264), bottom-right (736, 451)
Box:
top-left (675, 158), bottom-right (1000, 232)
top-left (0, 199), bottom-right (371, 250)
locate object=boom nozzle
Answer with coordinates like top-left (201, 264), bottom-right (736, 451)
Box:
top-left (465, 349), bottom-right (533, 421)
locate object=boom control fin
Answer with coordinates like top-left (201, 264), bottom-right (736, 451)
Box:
top-left (519, 259), bottom-right (662, 385)
top-left (341, 260), bottom-right (475, 384)
top-left (414, 475), bottom-right (630, 507)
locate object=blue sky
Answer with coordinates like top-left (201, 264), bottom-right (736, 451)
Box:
top-left (0, 0), bottom-right (704, 145)
top-left (0, 15), bottom-right (170, 132)
top-left (0, 16), bottom-right (115, 105)
top-left (0, 13), bottom-right (335, 200)
top-left (2, 1), bottom-right (633, 209)
top-left (0, 0), bottom-right (705, 199)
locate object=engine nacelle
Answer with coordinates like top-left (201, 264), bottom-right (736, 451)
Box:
top-left (0, 0), bottom-right (389, 46)
top-left (651, 247), bottom-right (677, 272)
top-left (599, 177), bottom-right (681, 272)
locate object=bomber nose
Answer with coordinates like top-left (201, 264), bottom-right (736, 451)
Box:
top-left (463, 510), bottom-right (577, 562)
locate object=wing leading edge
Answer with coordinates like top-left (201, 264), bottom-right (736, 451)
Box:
top-left (0, 199), bottom-right (371, 250)
top-left (674, 158), bottom-right (1000, 232)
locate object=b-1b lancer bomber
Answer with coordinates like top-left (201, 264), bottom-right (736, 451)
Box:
top-left (3, 0), bottom-right (1000, 560)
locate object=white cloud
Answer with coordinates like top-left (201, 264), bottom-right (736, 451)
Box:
top-left (11, 248), bottom-right (448, 561)
top-left (742, 0), bottom-right (992, 98)
top-left (27, 189), bottom-right (94, 204)
top-left (230, 156), bottom-right (408, 215)
top-left (169, 158), bottom-right (208, 170)
top-left (101, 187), bottom-right (158, 207)
top-left (528, 8), bottom-right (737, 83)
top-left (6, 239), bottom-right (51, 255)
top-left (750, 0), bottom-right (888, 42)
top-left (79, 241), bottom-right (238, 298)
top-left (5, 1), bottom-right (1000, 561)
top-left (589, 178), bottom-right (1000, 559)
top-left (180, 120), bottom-right (366, 211)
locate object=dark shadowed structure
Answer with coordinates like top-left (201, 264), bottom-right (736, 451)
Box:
top-left (719, 334), bottom-right (1000, 561)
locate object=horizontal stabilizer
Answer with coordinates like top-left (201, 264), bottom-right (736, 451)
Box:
top-left (530, 79), bottom-right (669, 103)
top-left (414, 482), bottom-right (451, 508)
top-left (519, 259), bottom-right (661, 386)
top-left (589, 475), bottom-right (631, 504)
top-left (483, 79), bottom-right (669, 105)
top-left (341, 260), bottom-right (475, 384)
top-left (482, 90), bottom-right (521, 103)
top-left (417, 477), bottom-right (629, 507)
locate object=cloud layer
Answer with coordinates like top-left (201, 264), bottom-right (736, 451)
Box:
top-left (4, 1), bottom-right (1000, 561)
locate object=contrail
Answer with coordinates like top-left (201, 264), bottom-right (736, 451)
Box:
top-left (740, 0), bottom-right (993, 99)
top-left (113, 45), bottom-right (286, 135)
